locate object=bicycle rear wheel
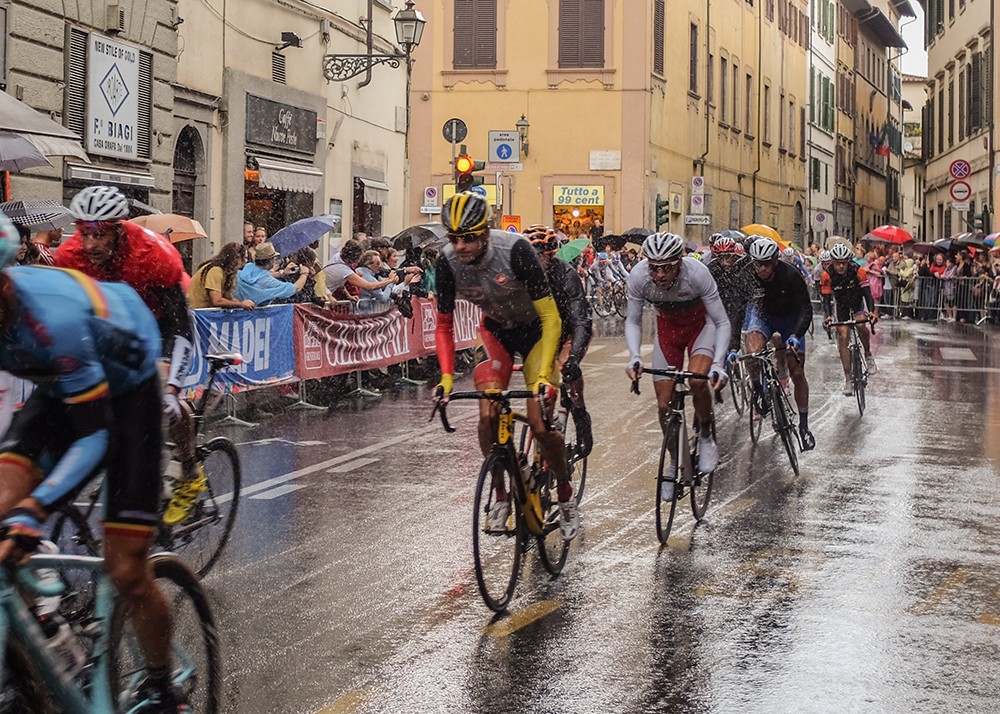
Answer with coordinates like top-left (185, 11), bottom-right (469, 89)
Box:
top-left (110, 554), bottom-right (221, 714)
top-left (1, 640), bottom-right (55, 714)
top-left (689, 426), bottom-right (714, 521)
top-left (47, 505), bottom-right (102, 622)
top-left (536, 467), bottom-right (569, 576)
top-left (563, 406), bottom-right (588, 505)
top-left (852, 346), bottom-right (866, 416)
top-left (727, 362), bottom-right (745, 416)
top-left (159, 437), bottom-right (241, 577)
top-left (773, 387), bottom-right (799, 476)
top-left (613, 286), bottom-right (628, 317)
top-left (592, 292), bottom-right (612, 318)
top-left (655, 416), bottom-right (681, 545)
top-left (472, 450), bottom-right (524, 612)
top-left (748, 381), bottom-right (763, 444)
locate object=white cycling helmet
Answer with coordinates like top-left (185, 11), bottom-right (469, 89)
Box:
top-left (70, 185), bottom-right (130, 222)
top-left (829, 243), bottom-right (852, 261)
top-left (819, 250), bottom-right (832, 262)
top-left (643, 232), bottom-right (685, 261)
top-left (749, 237), bottom-right (780, 261)
top-left (782, 246), bottom-right (795, 257)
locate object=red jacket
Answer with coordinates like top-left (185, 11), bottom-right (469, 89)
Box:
top-left (55, 221), bottom-right (190, 317)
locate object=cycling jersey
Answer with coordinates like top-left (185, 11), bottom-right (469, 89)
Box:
top-left (609, 259), bottom-right (629, 281)
top-left (821, 266), bottom-right (874, 321)
top-left (545, 256), bottom-right (593, 365)
top-left (589, 260), bottom-right (610, 286)
top-left (745, 260), bottom-right (813, 338)
top-left (625, 258), bottom-right (731, 375)
top-left (435, 231), bottom-right (561, 390)
top-left (0, 266), bottom-right (161, 517)
top-left (55, 220), bottom-right (194, 388)
top-left (708, 256), bottom-right (752, 352)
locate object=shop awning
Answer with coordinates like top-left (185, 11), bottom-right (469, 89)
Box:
top-left (0, 89), bottom-right (89, 162)
top-left (358, 177), bottom-right (390, 206)
top-left (256, 157), bottom-right (323, 194)
top-left (66, 163), bottom-right (155, 187)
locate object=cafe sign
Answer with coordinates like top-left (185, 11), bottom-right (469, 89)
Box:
top-left (554, 186), bottom-right (605, 206)
top-left (246, 95), bottom-right (317, 155)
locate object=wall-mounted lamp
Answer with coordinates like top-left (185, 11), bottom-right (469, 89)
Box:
top-left (516, 114), bottom-right (530, 157)
top-left (276, 32), bottom-right (303, 52)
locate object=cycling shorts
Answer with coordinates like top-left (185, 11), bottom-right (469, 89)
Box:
top-left (834, 303), bottom-right (868, 323)
top-left (2, 377), bottom-right (163, 532)
top-left (744, 304), bottom-right (806, 352)
top-left (474, 318), bottom-right (561, 391)
top-left (652, 303), bottom-right (715, 381)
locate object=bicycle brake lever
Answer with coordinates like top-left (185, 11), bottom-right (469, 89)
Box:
top-left (631, 379), bottom-right (640, 396)
top-left (429, 399), bottom-right (456, 433)
top-left (715, 388), bottom-right (723, 405)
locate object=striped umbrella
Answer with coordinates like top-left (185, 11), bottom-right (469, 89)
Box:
top-left (0, 199), bottom-right (73, 232)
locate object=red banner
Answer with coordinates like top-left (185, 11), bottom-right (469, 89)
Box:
top-left (293, 298), bottom-right (481, 379)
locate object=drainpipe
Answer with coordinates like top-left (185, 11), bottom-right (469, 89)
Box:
top-left (697, 0), bottom-right (712, 176)
top-left (751, 0), bottom-right (763, 223)
top-left (359, 0), bottom-right (374, 89)
top-left (991, 0), bottom-right (996, 230)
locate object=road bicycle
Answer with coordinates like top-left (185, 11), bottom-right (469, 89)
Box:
top-left (740, 344), bottom-right (801, 476)
top-left (50, 352), bottom-right (244, 579)
top-left (431, 388), bottom-right (584, 612)
top-left (631, 369), bottom-right (720, 545)
top-left (828, 317), bottom-right (873, 416)
top-left (725, 356), bottom-right (749, 417)
top-left (0, 551), bottom-right (220, 713)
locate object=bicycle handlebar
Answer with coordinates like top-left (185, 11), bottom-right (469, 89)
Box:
top-left (430, 388), bottom-right (540, 434)
top-left (629, 369), bottom-right (724, 403)
top-left (827, 316), bottom-right (876, 334)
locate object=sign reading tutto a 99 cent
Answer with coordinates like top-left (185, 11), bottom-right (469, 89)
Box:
top-left (554, 186), bottom-right (605, 206)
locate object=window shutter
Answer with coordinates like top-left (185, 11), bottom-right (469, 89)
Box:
top-left (948, 79), bottom-right (954, 146)
top-left (970, 52), bottom-right (982, 134)
top-left (454, 0), bottom-right (475, 68)
top-left (653, 0), bottom-right (665, 76)
top-left (984, 47), bottom-right (992, 134)
top-left (810, 68), bottom-right (816, 123)
top-left (475, 0), bottom-right (497, 69)
top-left (581, 0), bottom-right (604, 68)
top-left (137, 51), bottom-right (152, 161)
top-left (66, 27), bottom-right (88, 139)
top-left (558, 0), bottom-right (582, 67)
top-left (800, 106), bottom-right (806, 154)
top-left (922, 104), bottom-right (930, 161)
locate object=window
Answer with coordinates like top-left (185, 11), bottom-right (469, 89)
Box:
top-left (653, 0), bottom-right (665, 76)
top-left (732, 62), bottom-right (739, 128)
top-left (969, 52), bottom-right (982, 135)
top-left (558, 0), bottom-right (604, 68)
top-left (949, 0), bottom-right (954, 20)
top-left (689, 23), bottom-right (699, 94)
top-left (938, 87), bottom-right (944, 153)
top-left (764, 84), bottom-right (771, 142)
top-left (766, 0), bottom-right (775, 21)
top-left (0, 6), bottom-right (7, 88)
top-left (454, 0), bottom-right (497, 69)
top-left (825, 163), bottom-right (829, 194)
top-left (789, 100), bottom-right (796, 152)
top-left (944, 206), bottom-right (952, 237)
top-left (779, 91), bottom-right (785, 148)
top-left (721, 58), bottom-right (729, 123)
top-left (708, 54), bottom-right (715, 104)
top-left (812, 157), bottom-right (821, 190)
top-left (958, 66), bottom-right (965, 142)
top-left (948, 78), bottom-right (954, 147)
top-left (746, 73), bottom-right (754, 134)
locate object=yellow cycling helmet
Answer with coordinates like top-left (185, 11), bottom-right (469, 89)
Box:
top-left (442, 191), bottom-right (492, 236)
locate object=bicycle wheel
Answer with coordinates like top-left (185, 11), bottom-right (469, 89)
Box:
top-left (563, 406), bottom-right (588, 505)
top-left (158, 437), bottom-right (241, 577)
top-left (110, 554), bottom-right (221, 714)
top-left (1, 640), bottom-right (55, 714)
top-left (614, 286), bottom-right (628, 317)
top-left (472, 450), bottom-right (524, 612)
top-left (655, 416), bottom-right (682, 545)
top-left (689, 426), bottom-right (714, 521)
top-left (772, 387), bottom-right (800, 476)
top-left (748, 379), bottom-right (763, 444)
top-left (727, 362), bottom-right (745, 416)
top-left (852, 346), bottom-right (866, 416)
top-left (47, 505), bottom-right (102, 622)
top-left (536, 467), bottom-right (569, 576)
top-left (592, 292), bottom-right (612, 318)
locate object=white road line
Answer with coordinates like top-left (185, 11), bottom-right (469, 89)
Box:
top-left (939, 347), bottom-right (977, 361)
top-left (327, 457), bottom-right (380, 474)
top-left (250, 484), bottom-right (308, 500)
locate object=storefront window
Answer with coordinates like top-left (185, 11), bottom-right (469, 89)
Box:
top-left (553, 185), bottom-right (605, 240)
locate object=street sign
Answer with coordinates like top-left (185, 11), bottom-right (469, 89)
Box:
top-left (423, 186), bottom-right (438, 207)
top-left (420, 206), bottom-right (442, 214)
top-left (950, 160), bottom-right (971, 179)
top-left (501, 215), bottom-right (521, 232)
top-left (485, 162), bottom-right (523, 172)
top-left (950, 181), bottom-right (971, 202)
top-left (685, 215), bottom-right (711, 225)
top-left (691, 176), bottom-right (705, 195)
top-left (689, 195), bottom-right (704, 214)
top-left (443, 118), bottom-right (468, 143)
top-left (816, 213), bottom-right (826, 223)
top-left (953, 201), bottom-right (970, 212)
top-left (488, 130), bottom-right (521, 163)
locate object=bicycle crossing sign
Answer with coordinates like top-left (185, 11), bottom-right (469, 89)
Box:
top-left (950, 160), bottom-right (971, 179)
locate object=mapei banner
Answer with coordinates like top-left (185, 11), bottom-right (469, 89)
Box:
top-left (293, 298), bottom-right (481, 379)
top-left (182, 305), bottom-right (297, 397)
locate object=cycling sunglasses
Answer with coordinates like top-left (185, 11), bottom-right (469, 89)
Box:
top-left (75, 220), bottom-right (117, 233)
top-left (448, 230), bottom-right (487, 245)
top-left (648, 259), bottom-right (681, 274)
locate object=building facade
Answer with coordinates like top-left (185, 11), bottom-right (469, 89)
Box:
top-left (409, 0), bottom-right (809, 243)
top-left (809, 0), bottom-right (839, 245)
top-left (901, 73), bottom-right (926, 240)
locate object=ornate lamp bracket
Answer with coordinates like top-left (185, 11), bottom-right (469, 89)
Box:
top-left (323, 54), bottom-right (402, 82)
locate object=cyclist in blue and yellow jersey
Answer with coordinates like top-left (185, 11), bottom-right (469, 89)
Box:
top-left (434, 194), bottom-right (578, 541)
top-left (626, 232), bottom-right (731, 501)
top-left (744, 236), bottom-right (816, 450)
top-left (821, 242), bottom-right (877, 396)
top-left (0, 212), bottom-right (189, 712)
top-left (524, 225), bottom-right (594, 458)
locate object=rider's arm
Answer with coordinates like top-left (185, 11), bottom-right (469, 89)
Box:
top-left (790, 268), bottom-right (814, 337)
top-left (558, 260), bottom-right (593, 364)
top-left (511, 240), bottom-right (561, 386)
top-left (154, 284), bottom-right (194, 391)
top-left (434, 255), bottom-right (457, 393)
top-left (695, 264), bottom-right (732, 365)
top-left (624, 268), bottom-right (645, 366)
top-left (820, 272), bottom-right (833, 319)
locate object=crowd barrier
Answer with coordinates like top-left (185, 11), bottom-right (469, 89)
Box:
top-left (873, 275), bottom-right (1000, 324)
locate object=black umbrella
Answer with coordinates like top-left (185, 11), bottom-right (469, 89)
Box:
top-left (392, 223), bottom-right (448, 249)
top-left (950, 232), bottom-right (988, 250)
top-left (621, 227), bottom-right (653, 241)
top-left (911, 241), bottom-right (948, 254)
top-left (596, 234), bottom-right (629, 252)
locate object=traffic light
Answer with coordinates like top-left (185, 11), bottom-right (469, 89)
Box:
top-left (455, 153), bottom-right (485, 192)
top-left (655, 194), bottom-right (670, 228)
top-left (974, 208), bottom-right (992, 232)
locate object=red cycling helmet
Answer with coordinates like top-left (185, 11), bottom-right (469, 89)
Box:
top-left (712, 236), bottom-right (738, 253)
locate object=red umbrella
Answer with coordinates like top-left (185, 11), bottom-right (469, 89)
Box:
top-left (870, 225), bottom-right (913, 244)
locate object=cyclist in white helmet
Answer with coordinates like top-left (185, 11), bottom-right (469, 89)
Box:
top-left (626, 232), bottom-right (730, 500)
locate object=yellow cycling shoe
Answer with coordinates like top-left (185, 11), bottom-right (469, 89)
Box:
top-left (163, 464), bottom-right (207, 525)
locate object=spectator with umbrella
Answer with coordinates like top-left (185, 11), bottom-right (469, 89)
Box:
top-left (0, 199), bottom-right (74, 266)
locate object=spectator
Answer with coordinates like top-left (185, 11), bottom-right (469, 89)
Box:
top-left (357, 250), bottom-right (394, 313)
top-left (322, 238), bottom-right (396, 303)
top-left (940, 255), bottom-right (958, 321)
top-left (897, 256), bottom-right (916, 318)
top-left (412, 245), bottom-right (439, 299)
top-left (13, 225), bottom-right (39, 266)
top-left (955, 250), bottom-right (975, 322)
top-left (254, 226), bottom-right (267, 247)
top-left (865, 251), bottom-right (883, 318)
top-left (590, 218), bottom-right (604, 242)
top-left (236, 242), bottom-right (307, 307)
top-left (286, 246), bottom-right (328, 306)
top-left (188, 242), bottom-right (254, 310)
top-left (853, 243), bottom-right (867, 267)
top-left (242, 222), bottom-right (255, 259)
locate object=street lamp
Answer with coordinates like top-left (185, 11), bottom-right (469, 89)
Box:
top-left (394, 1), bottom-right (426, 49)
top-left (516, 114), bottom-right (530, 157)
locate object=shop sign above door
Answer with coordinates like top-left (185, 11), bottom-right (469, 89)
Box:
top-left (87, 34), bottom-right (141, 160)
top-left (554, 186), bottom-right (604, 206)
top-left (246, 95), bottom-right (317, 154)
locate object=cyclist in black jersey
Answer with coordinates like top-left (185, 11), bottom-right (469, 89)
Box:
top-left (525, 225), bottom-right (594, 457)
top-left (822, 243), bottom-right (877, 395)
top-left (707, 235), bottom-right (752, 365)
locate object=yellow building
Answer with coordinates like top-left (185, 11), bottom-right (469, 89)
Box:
top-left (410, 0), bottom-right (808, 243)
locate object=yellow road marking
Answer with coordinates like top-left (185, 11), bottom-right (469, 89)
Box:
top-left (978, 613), bottom-right (1000, 626)
top-left (483, 600), bottom-right (562, 637)
top-left (314, 688), bottom-right (372, 714)
top-left (909, 568), bottom-right (972, 615)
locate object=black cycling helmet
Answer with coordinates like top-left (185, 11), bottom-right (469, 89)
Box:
top-left (442, 192), bottom-right (492, 235)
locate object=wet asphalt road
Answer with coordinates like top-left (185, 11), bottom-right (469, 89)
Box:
top-left (198, 315), bottom-right (1000, 714)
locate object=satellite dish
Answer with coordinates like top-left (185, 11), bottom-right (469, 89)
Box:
top-left (904, 141), bottom-right (913, 152)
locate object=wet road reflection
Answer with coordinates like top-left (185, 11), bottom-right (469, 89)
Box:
top-left (199, 317), bottom-right (1000, 713)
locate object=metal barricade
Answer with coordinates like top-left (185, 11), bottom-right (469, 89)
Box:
top-left (881, 275), bottom-right (999, 323)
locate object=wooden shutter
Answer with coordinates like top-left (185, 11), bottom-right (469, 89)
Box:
top-left (66, 27), bottom-right (88, 139)
top-left (558, 0), bottom-right (581, 67)
top-left (970, 52), bottom-right (982, 134)
top-left (455, 0), bottom-right (496, 69)
top-left (922, 104), bottom-right (930, 161)
top-left (984, 47), bottom-right (992, 136)
top-left (653, 0), bottom-right (665, 76)
top-left (475, 0), bottom-right (497, 68)
top-left (581, 0), bottom-right (604, 68)
top-left (137, 51), bottom-right (152, 160)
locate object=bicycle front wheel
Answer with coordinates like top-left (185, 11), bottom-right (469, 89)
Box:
top-left (748, 382), bottom-right (763, 444)
top-left (592, 292), bottom-right (612, 318)
top-left (773, 388), bottom-right (800, 476)
top-left (727, 362), bottom-right (745, 416)
top-left (614, 286), bottom-right (628, 317)
top-left (537, 468), bottom-right (569, 576)
top-left (690, 427), bottom-right (714, 521)
top-left (655, 416), bottom-right (681, 545)
top-left (564, 406), bottom-right (588, 505)
top-left (852, 347), bottom-right (866, 416)
top-left (472, 450), bottom-right (524, 612)
top-left (159, 437), bottom-right (241, 577)
top-left (110, 554), bottom-right (221, 714)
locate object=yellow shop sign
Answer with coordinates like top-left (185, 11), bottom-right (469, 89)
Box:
top-left (554, 186), bottom-right (604, 206)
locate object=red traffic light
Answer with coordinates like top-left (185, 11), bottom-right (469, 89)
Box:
top-left (455, 155), bottom-right (475, 173)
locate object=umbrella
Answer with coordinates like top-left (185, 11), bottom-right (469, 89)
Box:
top-left (741, 224), bottom-right (791, 248)
top-left (129, 214), bottom-right (208, 244)
top-left (0, 199), bottom-right (73, 232)
top-left (0, 132), bottom-right (51, 172)
top-left (268, 214), bottom-right (339, 256)
top-left (985, 233), bottom-right (999, 247)
top-left (621, 227), bottom-right (653, 241)
top-left (392, 223), bottom-right (447, 249)
top-left (595, 234), bottom-right (629, 252)
top-left (715, 229), bottom-right (746, 241)
top-left (861, 233), bottom-right (890, 244)
top-left (870, 224), bottom-right (914, 244)
top-left (912, 240), bottom-right (948, 254)
top-left (555, 238), bottom-right (591, 263)
top-left (684, 241), bottom-right (699, 253)
top-left (950, 232), bottom-right (988, 249)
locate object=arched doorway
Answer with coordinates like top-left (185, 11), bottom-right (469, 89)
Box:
top-left (793, 201), bottom-right (804, 246)
top-left (173, 126), bottom-right (205, 274)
